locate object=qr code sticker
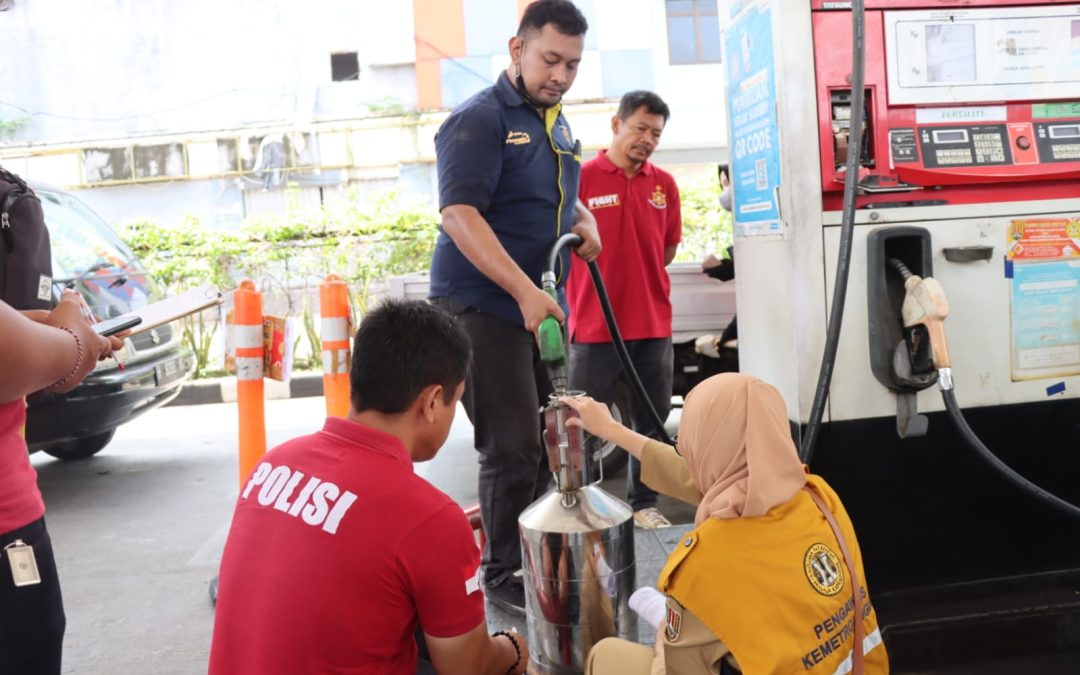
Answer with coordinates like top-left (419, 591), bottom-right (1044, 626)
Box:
top-left (755, 159), bottom-right (768, 191)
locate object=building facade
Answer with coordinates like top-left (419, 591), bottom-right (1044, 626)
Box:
top-left (0, 0), bottom-right (726, 226)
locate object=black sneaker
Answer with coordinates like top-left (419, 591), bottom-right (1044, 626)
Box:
top-left (485, 578), bottom-right (526, 616)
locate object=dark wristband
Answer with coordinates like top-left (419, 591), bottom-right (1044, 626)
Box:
top-left (492, 630), bottom-right (521, 675)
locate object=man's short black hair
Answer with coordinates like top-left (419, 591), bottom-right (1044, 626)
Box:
top-left (349, 300), bottom-right (470, 414)
top-left (518, 0), bottom-right (588, 38)
top-left (617, 90), bottom-right (671, 124)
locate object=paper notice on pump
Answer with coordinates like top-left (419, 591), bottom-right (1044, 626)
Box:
top-left (121, 285), bottom-right (224, 334)
top-left (1010, 261), bottom-right (1080, 381)
top-left (629, 586), bottom-right (668, 630)
top-left (1007, 219), bottom-right (1080, 261)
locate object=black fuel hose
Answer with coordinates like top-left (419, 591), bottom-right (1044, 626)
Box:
top-left (800, 0), bottom-right (866, 464)
top-left (546, 234), bottom-right (675, 447)
top-left (888, 256), bottom-right (1080, 518)
top-left (941, 388), bottom-right (1080, 520)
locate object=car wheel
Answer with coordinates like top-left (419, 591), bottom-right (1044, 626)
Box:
top-left (43, 430), bottom-right (116, 461)
top-left (595, 395), bottom-right (629, 478)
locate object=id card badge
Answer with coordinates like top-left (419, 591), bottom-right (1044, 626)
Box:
top-left (5, 539), bottom-right (42, 587)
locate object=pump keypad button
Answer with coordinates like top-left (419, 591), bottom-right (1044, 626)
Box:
top-left (1051, 144), bottom-right (1080, 160)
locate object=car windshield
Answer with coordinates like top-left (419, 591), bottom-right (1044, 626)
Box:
top-left (38, 189), bottom-right (155, 317)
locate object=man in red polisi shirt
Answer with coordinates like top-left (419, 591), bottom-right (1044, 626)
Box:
top-left (209, 300), bottom-right (529, 675)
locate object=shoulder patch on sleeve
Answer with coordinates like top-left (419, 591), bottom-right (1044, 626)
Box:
top-left (665, 598), bottom-right (683, 642)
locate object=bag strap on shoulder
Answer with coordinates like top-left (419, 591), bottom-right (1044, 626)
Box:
top-left (804, 485), bottom-right (865, 675)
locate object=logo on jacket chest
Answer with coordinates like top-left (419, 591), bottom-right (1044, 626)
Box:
top-left (586, 193), bottom-right (620, 210)
top-left (804, 543), bottom-right (845, 596)
top-left (506, 131), bottom-right (532, 145)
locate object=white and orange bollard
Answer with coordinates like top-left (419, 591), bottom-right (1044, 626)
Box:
top-left (234, 279), bottom-right (267, 487)
top-left (319, 274), bottom-right (352, 418)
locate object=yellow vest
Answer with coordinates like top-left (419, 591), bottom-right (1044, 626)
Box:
top-left (658, 475), bottom-right (889, 675)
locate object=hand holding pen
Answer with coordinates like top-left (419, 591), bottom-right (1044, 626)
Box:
top-left (66, 288), bottom-right (127, 370)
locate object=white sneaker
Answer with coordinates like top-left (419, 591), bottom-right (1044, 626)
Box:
top-left (633, 507), bottom-right (672, 529)
top-left (694, 334), bottom-right (721, 359)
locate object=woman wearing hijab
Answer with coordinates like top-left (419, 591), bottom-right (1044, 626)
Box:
top-left (562, 373), bottom-right (889, 675)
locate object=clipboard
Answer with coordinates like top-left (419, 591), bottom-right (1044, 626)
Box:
top-left (122, 285), bottom-right (223, 334)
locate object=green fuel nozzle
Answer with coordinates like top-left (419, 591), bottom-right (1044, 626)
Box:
top-left (537, 271), bottom-right (568, 394)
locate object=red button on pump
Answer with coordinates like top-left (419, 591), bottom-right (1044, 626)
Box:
top-left (1017, 136), bottom-right (1031, 150)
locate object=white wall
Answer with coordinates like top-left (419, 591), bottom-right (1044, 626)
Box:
top-left (0, 0), bottom-right (417, 144)
top-left (0, 0), bottom-right (728, 224)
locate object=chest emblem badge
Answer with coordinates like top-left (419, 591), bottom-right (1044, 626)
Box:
top-left (649, 185), bottom-right (667, 209)
top-left (804, 543), bottom-right (845, 596)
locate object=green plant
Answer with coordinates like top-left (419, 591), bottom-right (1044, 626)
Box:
top-left (117, 216), bottom-right (246, 377)
top-left (299, 302), bottom-right (323, 372)
top-left (116, 188), bottom-right (439, 378)
top-left (0, 117), bottom-right (29, 142)
top-left (674, 174), bottom-right (734, 263)
top-left (364, 96), bottom-right (409, 118)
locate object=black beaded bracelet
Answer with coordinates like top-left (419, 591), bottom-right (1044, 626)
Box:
top-left (492, 630), bottom-right (521, 675)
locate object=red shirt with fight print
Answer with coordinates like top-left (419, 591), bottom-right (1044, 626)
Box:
top-left (209, 417), bottom-right (485, 675)
top-left (568, 150), bottom-right (682, 343)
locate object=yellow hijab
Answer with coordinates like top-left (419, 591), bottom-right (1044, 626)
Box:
top-left (679, 374), bottom-right (807, 525)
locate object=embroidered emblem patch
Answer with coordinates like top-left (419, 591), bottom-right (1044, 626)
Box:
top-left (804, 543), bottom-right (845, 596)
top-left (586, 194), bottom-right (620, 210)
top-left (648, 185), bottom-right (667, 209)
top-left (665, 601), bottom-right (682, 641)
top-left (506, 131), bottom-right (531, 145)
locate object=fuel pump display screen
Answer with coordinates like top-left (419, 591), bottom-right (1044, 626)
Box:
top-left (919, 125), bottom-right (1012, 168)
top-left (885, 5), bottom-right (1080, 106)
top-left (814, 4), bottom-right (1080, 201)
top-left (1049, 126), bottom-right (1080, 139)
top-left (1036, 123), bottom-right (1080, 161)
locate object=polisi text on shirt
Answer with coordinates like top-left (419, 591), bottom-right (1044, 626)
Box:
top-left (241, 461), bottom-right (358, 535)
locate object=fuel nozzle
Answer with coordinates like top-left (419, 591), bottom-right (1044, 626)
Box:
top-left (541, 391), bottom-right (600, 504)
top-left (889, 258), bottom-right (953, 389)
top-left (537, 270), bottom-right (568, 394)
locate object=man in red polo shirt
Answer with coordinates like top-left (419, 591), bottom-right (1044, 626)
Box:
top-left (209, 300), bottom-right (529, 675)
top-left (567, 91), bottom-right (681, 529)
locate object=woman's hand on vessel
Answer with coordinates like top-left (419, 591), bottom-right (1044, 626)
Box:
top-left (559, 395), bottom-right (619, 441)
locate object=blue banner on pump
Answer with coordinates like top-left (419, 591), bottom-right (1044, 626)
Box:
top-left (725, 1), bottom-right (783, 237)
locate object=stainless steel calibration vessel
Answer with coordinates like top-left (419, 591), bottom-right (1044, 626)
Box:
top-left (518, 393), bottom-right (637, 674)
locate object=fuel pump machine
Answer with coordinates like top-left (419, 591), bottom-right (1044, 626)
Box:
top-left (722, 0), bottom-right (1080, 667)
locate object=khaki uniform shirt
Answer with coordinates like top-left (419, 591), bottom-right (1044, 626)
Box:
top-left (640, 441), bottom-right (736, 674)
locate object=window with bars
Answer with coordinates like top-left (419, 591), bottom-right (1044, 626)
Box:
top-left (665, 0), bottom-right (722, 65)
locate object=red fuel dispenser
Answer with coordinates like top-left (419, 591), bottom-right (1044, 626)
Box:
top-left (725, 1), bottom-right (1080, 669)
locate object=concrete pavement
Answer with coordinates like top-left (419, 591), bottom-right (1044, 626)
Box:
top-left (33, 396), bottom-right (693, 674)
